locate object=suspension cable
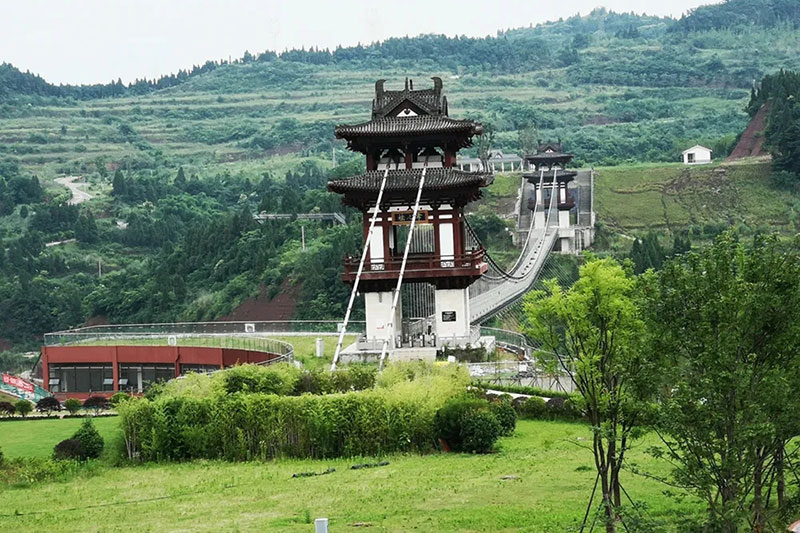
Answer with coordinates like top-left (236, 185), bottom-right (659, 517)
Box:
top-left (378, 163), bottom-right (428, 370)
top-left (330, 166), bottom-right (391, 372)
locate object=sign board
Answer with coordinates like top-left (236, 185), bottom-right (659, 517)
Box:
top-left (441, 311), bottom-right (457, 322)
top-left (2, 373), bottom-right (34, 394)
top-left (391, 210), bottom-right (429, 225)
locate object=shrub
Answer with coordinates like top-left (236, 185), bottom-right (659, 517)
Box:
top-left (15, 399), bottom-right (33, 418)
top-left (53, 439), bottom-right (86, 460)
top-left (109, 392), bottom-right (131, 408)
top-left (72, 418), bottom-right (104, 459)
top-left (83, 395), bottom-right (109, 413)
top-left (518, 396), bottom-right (547, 419)
top-left (434, 395), bottom-right (501, 453)
top-left (546, 396), bottom-right (583, 421)
top-left (36, 396), bottom-right (61, 415)
top-left (218, 363), bottom-right (298, 395)
top-left (0, 446), bottom-right (4, 467)
top-left (489, 399), bottom-right (517, 436)
top-left (63, 398), bottom-right (82, 415)
top-left (461, 410), bottom-right (502, 453)
top-left (0, 401), bottom-right (15, 417)
top-left (0, 456), bottom-right (86, 485)
top-left (293, 370), bottom-right (333, 395)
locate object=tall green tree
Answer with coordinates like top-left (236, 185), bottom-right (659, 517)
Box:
top-left (525, 258), bottom-right (655, 533)
top-left (646, 232), bottom-right (800, 532)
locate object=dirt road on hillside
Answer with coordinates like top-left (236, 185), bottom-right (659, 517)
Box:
top-left (55, 176), bottom-right (92, 205)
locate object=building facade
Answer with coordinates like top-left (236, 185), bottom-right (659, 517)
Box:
top-left (682, 145), bottom-right (713, 165)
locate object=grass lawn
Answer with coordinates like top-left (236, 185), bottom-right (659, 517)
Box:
top-left (0, 418), bottom-right (699, 532)
top-left (594, 160), bottom-right (800, 234)
top-left (0, 416), bottom-right (120, 459)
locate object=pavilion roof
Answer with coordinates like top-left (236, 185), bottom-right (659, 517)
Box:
top-left (328, 168), bottom-right (492, 195)
top-left (335, 116), bottom-right (482, 139)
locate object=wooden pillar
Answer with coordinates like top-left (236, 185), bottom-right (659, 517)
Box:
top-left (444, 148), bottom-right (455, 168)
top-left (366, 151), bottom-right (376, 171)
top-left (382, 212), bottom-right (392, 263)
top-left (42, 347), bottom-right (49, 392)
top-left (432, 208), bottom-right (441, 257)
top-left (454, 210), bottom-right (463, 257)
top-left (112, 346), bottom-right (119, 392)
top-left (404, 146), bottom-right (413, 169)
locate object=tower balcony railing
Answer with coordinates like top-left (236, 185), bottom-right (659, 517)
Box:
top-left (527, 193), bottom-right (576, 211)
top-left (342, 249), bottom-right (488, 282)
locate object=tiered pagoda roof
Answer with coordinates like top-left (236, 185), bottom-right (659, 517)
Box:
top-left (335, 78), bottom-right (483, 153)
top-left (328, 168), bottom-right (493, 209)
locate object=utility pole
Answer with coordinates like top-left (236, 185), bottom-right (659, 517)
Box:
top-left (301, 225), bottom-right (306, 251)
top-left (98, 259), bottom-right (102, 277)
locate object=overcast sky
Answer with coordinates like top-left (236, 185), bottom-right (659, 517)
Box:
top-left (1, 0), bottom-right (720, 85)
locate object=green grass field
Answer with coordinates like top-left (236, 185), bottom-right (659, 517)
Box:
top-left (0, 416), bottom-right (119, 459)
top-left (0, 417), bottom-right (699, 532)
top-left (594, 160), bottom-right (799, 234)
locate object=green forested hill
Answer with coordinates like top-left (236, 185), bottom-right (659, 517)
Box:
top-left (1, 2), bottom-right (799, 357)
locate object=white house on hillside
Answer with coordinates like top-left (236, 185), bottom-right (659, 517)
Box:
top-left (682, 145), bottom-right (712, 165)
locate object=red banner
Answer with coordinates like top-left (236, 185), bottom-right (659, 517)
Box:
top-left (2, 373), bottom-right (34, 394)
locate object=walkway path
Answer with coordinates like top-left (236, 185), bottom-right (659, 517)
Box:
top-left (54, 176), bottom-right (92, 205)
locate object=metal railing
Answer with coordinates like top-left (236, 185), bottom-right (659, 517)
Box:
top-left (343, 250), bottom-right (487, 278)
top-left (44, 320), bottom-right (365, 346)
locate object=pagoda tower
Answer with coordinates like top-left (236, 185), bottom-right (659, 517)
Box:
top-left (328, 78), bottom-right (492, 361)
top-left (523, 141), bottom-right (578, 251)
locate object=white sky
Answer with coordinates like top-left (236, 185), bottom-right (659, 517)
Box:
top-left (1, 0), bottom-right (720, 85)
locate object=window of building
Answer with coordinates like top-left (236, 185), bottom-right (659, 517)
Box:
top-left (180, 364), bottom-right (220, 375)
top-left (48, 364), bottom-right (113, 393)
top-left (118, 364), bottom-right (175, 393)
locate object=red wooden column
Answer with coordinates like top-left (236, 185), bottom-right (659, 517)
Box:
top-left (432, 208), bottom-right (441, 258)
top-left (41, 347), bottom-right (49, 392)
top-left (112, 346), bottom-right (119, 392)
top-left (404, 145), bottom-right (413, 169)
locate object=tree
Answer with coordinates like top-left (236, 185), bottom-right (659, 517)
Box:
top-left (83, 395), bottom-right (109, 413)
top-left (646, 232), bottom-right (800, 532)
top-left (36, 396), bottom-right (61, 415)
top-left (72, 418), bottom-right (104, 459)
top-left (111, 169), bottom-right (126, 197)
top-left (63, 398), bottom-right (82, 415)
top-left (0, 401), bottom-right (15, 417)
top-left (518, 125), bottom-right (538, 156)
top-left (15, 399), bottom-right (33, 418)
top-left (174, 166), bottom-right (186, 189)
top-left (75, 211), bottom-right (99, 243)
top-left (525, 258), bottom-right (655, 532)
top-left (478, 123), bottom-right (495, 172)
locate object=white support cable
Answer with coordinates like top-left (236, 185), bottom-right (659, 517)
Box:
top-left (330, 167), bottom-right (391, 372)
top-left (378, 164), bottom-right (428, 370)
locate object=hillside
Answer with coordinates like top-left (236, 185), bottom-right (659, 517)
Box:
top-left (595, 160), bottom-right (797, 234)
top-left (1, 3), bottom-right (800, 355)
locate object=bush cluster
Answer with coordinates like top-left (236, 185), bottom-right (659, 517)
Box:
top-left (53, 419), bottom-right (104, 461)
top-left (434, 395), bottom-right (504, 454)
top-left (120, 391), bottom-right (437, 461)
top-left (53, 439), bottom-right (85, 460)
top-left (514, 395), bottom-right (583, 421)
top-left (157, 363), bottom-right (379, 400)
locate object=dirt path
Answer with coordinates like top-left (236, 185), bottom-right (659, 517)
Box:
top-left (54, 175), bottom-right (92, 205)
